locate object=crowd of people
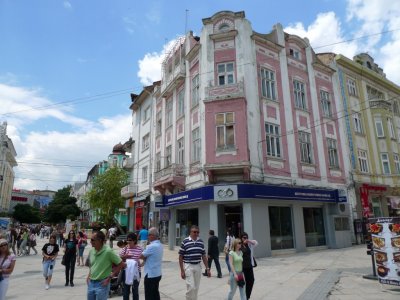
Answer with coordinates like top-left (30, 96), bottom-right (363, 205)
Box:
top-left (0, 223), bottom-right (258, 300)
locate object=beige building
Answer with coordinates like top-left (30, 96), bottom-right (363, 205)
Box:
top-left (0, 122), bottom-right (17, 211)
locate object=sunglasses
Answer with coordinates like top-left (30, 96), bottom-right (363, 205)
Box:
top-left (0, 244), bottom-right (7, 247)
top-left (242, 237), bottom-right (248, 239)
top-left (191, 231), bottom-right (199, 234)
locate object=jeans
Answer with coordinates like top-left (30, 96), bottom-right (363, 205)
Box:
top-left (43, 259), bottom-right (56, 278)
top-left (144, 275), bottom-right (161, 300)
top-left (225, 253), bottom-right (231, 272)
top-left (0, 277), bottom-right (10, 299)
top-left (87, 279), bottom-right (110, 300)
top-left (227, 272), bottom-right (246, 300)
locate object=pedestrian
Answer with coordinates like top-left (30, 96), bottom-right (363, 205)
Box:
top-left (108, 225), bottom-right (117, 248)
top-left (27, 228), bottom-right (38, 255)
top-left (140, 227), bottom-right (163, 300)
top-left (0, 238), bottom-right (16, 299)
top-left (138, 226), bottom-right (148, 249)
top-left (19, 228), bottom-right (28, 256)
top-left (224, 229), bottom-right (235, 272)
top-left (119, 232), bottom-right (143, 300)
top-left (86, 230), bottom-right (124, 300)
top-left (16, 230), bottom-right (22, 256)
top-left (203, 229), bottom-right (222, 278)
top-left (64, 230), bottom-right (78, 286)
top-left (240, 232), bottom-right (258, 300)
top-left (9, 226), bottom-right (17, 255)
top-left (178, 225), bottom-right (210, 300)
top-left (77, 230), bottom-right (88, 267)
top-left (227, 238), bottom-right (246, 300)
top-left (42, 235), bottom-right (60, 290)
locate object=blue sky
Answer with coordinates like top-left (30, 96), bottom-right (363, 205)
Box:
top-left (1, 0), bottom-right (399, 191)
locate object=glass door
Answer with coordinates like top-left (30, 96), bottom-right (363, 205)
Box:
top-left (269, 206), bottom-right (294, 250)
top-left (303, 207), bottom-right (326, 247)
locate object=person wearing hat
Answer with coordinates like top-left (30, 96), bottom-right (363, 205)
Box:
top-left (0, 238), bottom-right (16, 299)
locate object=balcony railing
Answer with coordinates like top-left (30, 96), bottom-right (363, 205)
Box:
top-left (121, 184), bottom-right (137, 198)
top-left (154, 163), bottom-right (185, 182)
top-left (161, 62), bottom-right (186, 97)
top-left (122, 157), bottom-right (134, 169)
top-left (205, 81), bottom-right (244, 101)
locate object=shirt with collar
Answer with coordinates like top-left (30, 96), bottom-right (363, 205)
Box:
top-left (142, 240), bottom-right (163, 278)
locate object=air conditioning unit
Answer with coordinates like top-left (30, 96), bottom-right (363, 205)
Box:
top-left (329, 203), bottom-right (350, 216)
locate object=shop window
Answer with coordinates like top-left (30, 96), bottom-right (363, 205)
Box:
top-left (176, 208), bottom-right (199, 246)
top-left (303, 207), bottom-right (326, 247)
top-left (372, 197), bottom-right (383, 217)
top-left (269, 206), bottom-right (294, 250)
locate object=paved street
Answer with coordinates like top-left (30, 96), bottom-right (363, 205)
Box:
top-left (6, 238), bottom-right (400, 299)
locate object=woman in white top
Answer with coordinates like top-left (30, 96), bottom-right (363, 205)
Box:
top-left (224, 229), bottom-right (234, 272)
top-left (0, 238), bottom-right (16, 299)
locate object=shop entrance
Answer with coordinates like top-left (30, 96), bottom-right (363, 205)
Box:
top-left (224, 205), bottom-right (243, 238)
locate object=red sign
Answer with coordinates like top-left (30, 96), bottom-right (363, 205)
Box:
top-left (11, 196), bottom-right (28, 202)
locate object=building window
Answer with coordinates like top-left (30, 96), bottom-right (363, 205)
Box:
top-left (261, 68), bottom-right (276, 100)
top-left (394, 154), bottom-right (400, 174)
top-left (155, 152), bottom-right (161, 172)
top-left (216, 112), bottom-right (235, 150)
top-left (375, 119), bottom-right (384, 137)
top-left (142, 134), bottom-right (150, 151)
top-left (293, 80), bottom-right (306, 110)
top-left (191, 128), bottom-right (201, 162)
top-left (381, 153), bottom-right (391, 175)
top-left (142, 166), bottom-right (148, 183)
top-left (177, 138), bottom-right (184, 164)
top-left (320, 90), bottom-right (332, 117)
top-left (289, 48), bottom-right (301, 60)
top-left (358, 149), bottom-right (369, 173)
top-left (353, 112), bottom-right (364, 134)
top-left (299, 131), bottom-right (313, 164)
top-left (269, 206), bottom-right (294, 250)
top-left (217, 62), bottom-right (235, 86)
top-left (166, 99), bottom-right (173, 128)
top-left (265, 123), bottom-right (281, 158)
top-left (327, 138), bottom-right (339, 168)
top-left (388, 118), bottom-right (395, 139)
top-left (112, 157), bottom-right (118, 167)
top-left (143, 106), bottom-right (151, 122)
top-left (165, 146), bottom-right (172, 167)
top-left (191, 74), bottom-right (199, 107)
top-left (347, 78), bottom-right (358, 97)
top-left (177, 89), bottom-right (185, 118)
top-left (156, 111), bottom-right (162, 136)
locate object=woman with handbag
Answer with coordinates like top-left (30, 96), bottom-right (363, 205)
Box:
top-left (240, 232), bottom-right (258, 300)
top-left (0, 239), bottom-right (16, 299)
top-left (227, 238), bottom-right (246, 300)
top-left (63, 230), bottom-right (78, 286)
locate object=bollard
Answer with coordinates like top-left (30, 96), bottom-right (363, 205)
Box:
top-left (363, 240), bottom-right (378, 280)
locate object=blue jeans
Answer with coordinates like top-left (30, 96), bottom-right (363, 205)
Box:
top-left (227, 272), bottom-right (246, 300)
top-left (42, 260), bottom-right (56, 278)
top-left (87, 279), bottom-right (110, 300)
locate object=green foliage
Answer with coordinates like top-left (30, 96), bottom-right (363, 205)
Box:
top-left (85, 167), bottom-right (129, 227)
top-left (12, 204), bottom-right (41, 223)
top-left (43, 186), bottom-right (80, 224)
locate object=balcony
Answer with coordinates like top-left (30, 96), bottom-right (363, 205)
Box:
top-left (161, 62), bottom-right (186, 98)
top-left (121, 184), bottom-right (137, 198)
top-left (153, 163), bottom-right (185, 193)
top-left (122, 157), bottom-right (134, 170)
top-left (205, 81), bottom-right (244, 102)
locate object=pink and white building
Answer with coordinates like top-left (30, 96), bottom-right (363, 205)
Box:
top-left (138, 11), bottom-right (353, 257)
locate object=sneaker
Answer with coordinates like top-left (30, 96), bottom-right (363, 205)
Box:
top-left (45, 284), bottom-right (49, 290)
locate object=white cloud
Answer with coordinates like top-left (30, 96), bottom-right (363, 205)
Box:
top-left (63, 1), bottom-right (72, 10)
top-left (0, 81), bottom-right (131, 191)
top-left (122, 16), bottom-right (137, 35)
top-left (137, 39), bottom-right (179, 86)
top-left (145, 2), bottom-right (161, 24)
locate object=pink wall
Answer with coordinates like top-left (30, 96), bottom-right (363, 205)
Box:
top-left (204, 98), bottom-right (249, 164)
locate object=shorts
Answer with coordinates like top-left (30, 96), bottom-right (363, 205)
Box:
top-left (42, 260), bottom-right (56, 277)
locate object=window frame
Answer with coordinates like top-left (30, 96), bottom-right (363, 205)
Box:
top-left (142, 166), bottom-right (148, 183)
top-left (165, 99), bottom-right (173, 128)
top-left (177, 88), bottom-right (185, 118)
top-left (353, 112), bottom-right (364, 134)
top-left (381, 153), bottom-right (391, 175)
top-left (388, 118), bottom-right (395, 139)
top-left (191, 74), bottom-right (199, 107)
top-left (265, 122), bottom-right (281, 158)
top-left (217, 62), bottom-right (235, 86)
top-left (394, 154), bottom-right (400, 174)
top-left (260, 68), bottom-right (277, 100)
top-left (216, 112), bottom-right (235, 150)
top-left (191, 128), bottom-right (201, 162)
top-left (320, 90), bottom-right (332, 117)
top-left (176, 138), bottom-right (185, 165)
top-left (142, 134), bottom-right (150, 151)
top-left (165, 145), bottom-right (172, 167)
top-left (293, 80), bottom-right (307, 110)
top-left (327, 138), bottom-right (339, 168)
top-left (358, 149), bottom-right (369, 173)
top-left (375, 119), bottom-right (385, 138)
top-left (347, 78), bottom-right (358, 97)
top-left (299, 131), bottom-right (313, 164)
top-left (155, 152), bottom-right (161, 172)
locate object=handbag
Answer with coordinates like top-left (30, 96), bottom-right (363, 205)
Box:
top-left (236, 273), bottom-right (245, 287)
top-left (61, 255), bottom-right (66, 266)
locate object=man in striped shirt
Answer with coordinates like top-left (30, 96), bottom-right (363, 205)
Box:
top-left (179, 225), bottom-right (210, 300)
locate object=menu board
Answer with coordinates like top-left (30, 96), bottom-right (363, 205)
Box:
top-left (369, 217), bottom-right (400, 286)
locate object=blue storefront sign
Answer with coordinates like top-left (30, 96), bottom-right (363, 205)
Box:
top-left (157, 183), bottom-right (341, 207)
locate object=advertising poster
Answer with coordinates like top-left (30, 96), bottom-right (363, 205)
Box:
top-left (369, 217), bottom-right (400, 286)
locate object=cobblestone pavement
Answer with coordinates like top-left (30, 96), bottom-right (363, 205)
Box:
top-left (6, 238), bottom-right (400, 299)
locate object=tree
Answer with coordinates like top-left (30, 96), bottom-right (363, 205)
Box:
top-left (12, 204), bottom-right (41, 223)
top-left (85, 167), bottom-right (129, 227)
top-left (43, 186), bottom-right (80, 224)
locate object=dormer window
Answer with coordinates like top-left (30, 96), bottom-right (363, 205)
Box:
top-left (219, 23), bottom-right (230, 32)
top-left (289, 48), bottom-right (301, 60)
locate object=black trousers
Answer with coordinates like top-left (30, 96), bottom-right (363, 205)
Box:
top-left (144, 274), bottom-right (161, 300)
top-left (65, 254), bottom-right (76, 283)
top-left (243, 267), bottom-right (254, 299)
top-left (207, 255), bottom-right (222, 276)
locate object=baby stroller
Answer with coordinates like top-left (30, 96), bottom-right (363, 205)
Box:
top-left (109, 266), bottom-right (123, 297)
